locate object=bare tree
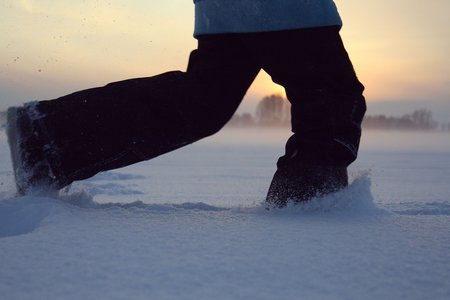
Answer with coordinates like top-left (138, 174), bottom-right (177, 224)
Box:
top-left (410, 109), bottom-right (437, 130)
top-left (255, 94), bottom-right (290, 126)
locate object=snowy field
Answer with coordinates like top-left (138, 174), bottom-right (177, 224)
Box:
top-left (0, 128), bottom-right (449, 300)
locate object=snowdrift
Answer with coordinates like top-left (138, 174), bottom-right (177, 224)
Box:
top-left (1, 129), bottom-right (449, 300)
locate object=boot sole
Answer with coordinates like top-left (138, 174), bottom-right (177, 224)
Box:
top-left (6, 107), bottom-right (26, 195)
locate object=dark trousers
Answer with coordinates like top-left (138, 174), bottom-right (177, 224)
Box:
top-left (35, 26), bottom-right (366, 188)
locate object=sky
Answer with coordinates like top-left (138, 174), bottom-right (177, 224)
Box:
top-left (0, 0), bottom-right (449, 120)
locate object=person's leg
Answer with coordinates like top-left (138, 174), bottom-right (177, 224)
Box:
top-left (242, 27), bottom-right (366, 207)
top-left (7, 34), bottom-right (260, 193)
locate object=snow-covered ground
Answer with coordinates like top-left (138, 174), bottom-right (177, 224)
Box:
top-left (1, 128), bottom-right (449, 300)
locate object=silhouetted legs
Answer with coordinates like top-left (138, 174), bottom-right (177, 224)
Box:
top-left (29, 35), bottom-right (259, 188)
top-left (8, 27), bottom-right (365, 204)
top-left (241, 27), bottom-right (366, 206)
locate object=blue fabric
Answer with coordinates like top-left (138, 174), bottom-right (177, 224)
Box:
top-left (193, 0), bottom-right (342, 36)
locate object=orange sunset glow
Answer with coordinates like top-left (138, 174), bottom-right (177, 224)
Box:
top-left (1, 0), bottom-right (449, 119)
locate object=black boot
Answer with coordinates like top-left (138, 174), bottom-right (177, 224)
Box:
top-left (6, 104), bottom-right (64, 195)
top-left (265, 160), bottom-right (348, 209)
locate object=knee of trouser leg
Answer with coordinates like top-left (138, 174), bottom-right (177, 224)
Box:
top-left (193, 96), bottom-right (240, 137)
top-left (199, 110), bottom-right (233, 137)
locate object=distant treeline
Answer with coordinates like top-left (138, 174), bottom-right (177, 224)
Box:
top-left (1, 98), bottom-right (449, 131)
top-left (228, 94), bottom-right (450, 131)
top-left (363, 110), bottom-right (441, 130)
